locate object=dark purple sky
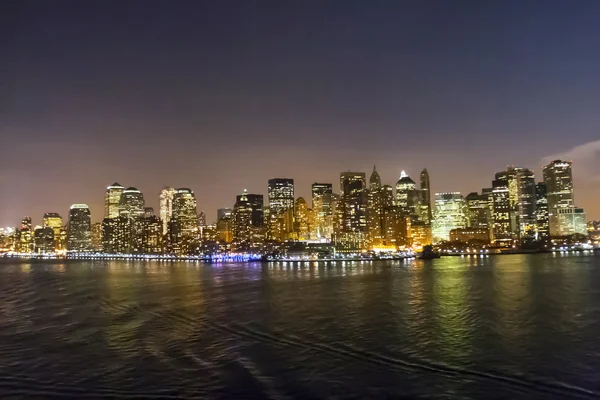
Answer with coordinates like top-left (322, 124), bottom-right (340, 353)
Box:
top-left (2, 0), bottom-right (600, 225)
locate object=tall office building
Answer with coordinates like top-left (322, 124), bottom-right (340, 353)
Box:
top-left (465, 192), bottom-right (491, 229)
top-left (294, 197), bottom-right (311, 241)
top-left (555, 208), bottom-right (587, 236)
top-left (420, 169), bottom-right (432, 225)
top-left (21, 217), bottom-right (32, 231)
top-left (535, 182), bottom-right (549, 240)
top-left (267, 178), bottom-right (295, 240)
top-left (90, 222), bottom-right (103, 251)
top-left (491, 174), bottom-right (511, 245)
top-left (337, 172), bottom-right (367, 248)
top-left (170, 188), bottom-right (198, 254)
top-left (43, 212), bottom-right (64, 250)
top-left (236, 193), bottom-right (264, 228)
top-left (395, 171), bottom-right (420, 218)
top-left (432, 193), bottom-right (467, 242)
top-left (159, 187), bottom-right (176, 235)
top-left (367, 166), bottom-right (384, 248)
top-left (119, 187), bottom-right (145, 218)
top-left (268, 178), bottom-right (295, 214)
top-left (311, 183), bottom-right (333, 240)
top-left (217, 208), bottom-right (233, 221)
top-left (515, 168), bottom-right (537, 238)
top-left (34, 227), bottom-right (54, 254)
top-left (232, 189), bottom-right (253, 251)
top-left (67, 204), bottom-right (92, 251)
top-left (105, 183), bottom-right (124, 218)
top-left (543, 160), bottom-right (575, 236)
top-left (216, 208), bottom-right (233, 243)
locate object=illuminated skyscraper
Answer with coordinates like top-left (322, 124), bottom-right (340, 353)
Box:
top-left (311, 183), bottom-right (333, 240)
top-left (170, 188), bottom-right (198, 254)
top-left (159, 187), bottom-right (176, 235)
top-left (119, 187), bottom-right (145, 218)
top-left (432, 193), bottom-right (467, 242)
top-left (337, 171), bottom-right (367, 249)
top-left (294, 197), bottom-right (311, 241)
top-left (267, 178), bottom-right (294, 240)
top-left (491, 175), bottom-right (511, 245)
top-left (217, 208), bottom-right (232, 221)
top-left (90, 222), bottom-right (103, 251)
top-left (515, 168), bottom-right (537, 238)
top-left (535, 182), bottom-right (549, 240)
top-left (237, 193), bottom-right (264, 228)
top-left (232, 189), bottom-right (253, 251)
top-left (420, 169), bottom-right (432, 225)
top-left (465, 192), bottom-right (491, 229)
top-left (105, 183), bottom-right (124, 219)
top-left (395, 171), bottom-right (417, 216)
top-left (67, 204), bottom-right (92, 251)
top-left (43, 212), bottom-right (64, 250)
top-left (34, 227), bottom-right (54, 254)
top-left (21, 217), bottom-right (32, 231)
top-left (367, 166), bottom-right (384, 248)
top-left (543, 160), bottom-right (575, 236)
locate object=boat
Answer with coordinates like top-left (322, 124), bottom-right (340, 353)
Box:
top-left (418, 245), bottom-right (440, 259)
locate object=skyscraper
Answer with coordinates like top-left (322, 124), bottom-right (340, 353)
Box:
top-left (105, 183), bottom-right (124, 219)
top-left (515, 168), bottom-right (537, 238)
top-left (294, 197), bottom-right (311, 241)
top-left (67, 204), bottom-right (92, 252)
top-left (119, 187), bottom-right (145, 218)
top-left (170, 188), bottom-right (198, 254)
top-left (267, 178), bottom-right (294, 240)
top-left (311, 183), bottom-right (333, 240)
top-left (232, 189), bottom-right (253, 251)
top-left (237, 193), bottom-right (264, 228)
top-left (367, 166), bottom-right (384, 248)
top-left (34, 227), bottom-right (54, 254)
top-left (432, 193), bottom-right (467, 242)
top-left (43, 212), bottom-right (64, 251)
top-left (420, 169), bottom-right (432, 225)
top-left (159, 187), bottom-right (176, 235)
top-left (491, 174), bottom-right (511, 245)
top-left (543, 160), bottom-right (575, 236)
top-left (535, 182), bottom-right (549, 240)
top-left (337, 171), bottom-right (367, 248)
top-left (395, 170), bottom-right (420, 218)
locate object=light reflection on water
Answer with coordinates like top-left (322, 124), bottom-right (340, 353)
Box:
top-left (0, 254), bottom-right (599, 399)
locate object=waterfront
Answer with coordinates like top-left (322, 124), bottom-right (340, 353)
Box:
top-left (1, 254), bottom-right (599, 399)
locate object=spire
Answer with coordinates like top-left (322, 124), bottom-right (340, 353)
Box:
top-left (373, 164), bottom-right (377, 172)
top-left (400, 170), bottom-right (408, 179)
top-left (240, 189), bottom-right (248, 201)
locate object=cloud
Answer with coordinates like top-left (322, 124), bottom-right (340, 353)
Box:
top-left (541, 140), bottom-right (600, 182)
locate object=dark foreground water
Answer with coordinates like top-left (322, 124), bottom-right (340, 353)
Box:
top-left (1, 254), bottom-right (599, 399)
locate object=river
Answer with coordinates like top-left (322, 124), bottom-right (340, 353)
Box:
top-left (0, 253), bottom-right (599, 399)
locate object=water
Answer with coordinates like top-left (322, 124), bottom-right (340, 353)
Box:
top-left (1, 253), bottom-right (599, 399)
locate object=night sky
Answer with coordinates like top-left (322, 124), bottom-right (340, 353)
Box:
top-left (2, 0), bottom-right (600, 225)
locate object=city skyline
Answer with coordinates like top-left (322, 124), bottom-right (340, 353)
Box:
top-left (0, 159), bottom-right (597, 227)
top-left (4, 2), bottom-right (600, 224)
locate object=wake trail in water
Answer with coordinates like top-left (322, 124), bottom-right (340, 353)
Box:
top-left (95, 298), bottom-right (599, 399)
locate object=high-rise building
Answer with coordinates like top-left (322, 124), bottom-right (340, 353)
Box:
top-left (555, 208), bottom-right (587, 236)
top-left (337, 172), bottom-right (367, 249)
top-left (491, 173), bottom-right (512, 245)
top-left (34, 226), bottom-right (54, 254)
top-left (294, 197), bottom-right (311, 241)
top-left (232, 189), bottom-right (253, 251)
top-left (119, 187), bottom-right (145, 218)
top-left (159, 187), bottom-right (176, 235)
top-left (105, 183), bottom-right (124, 219)
top-left (395, 171), bottom-right (420, 219)
top-left (267, 178), bottom-right (294, 240)
top-left (543, 160), bottom-right (575, 236)
top-left (21, 217), bottom-right (32, 231)
top-left (465, 192), bottom-right (491, 230)
top-left (432, 193), bottom-right (467, 242)
top-left (67, 204), bottom-right (92, 252)
top-left (43, 212), bottom-right (64, 250)
top-left (140, 213), bottom-right (163, 254)
top-left (197, 211), bottom-right (207, 228)
top-left (367, 166), bottom-right (384, 248)
top-left (91, 222), bottom-right (103, 251)
top-left (217, 208), bottom-right (232, 221)
top-left (420, 169), bottom-right (432, 225)
top-left (535, 182), bottom-right (549, 240)
top-left (237, 193), bottom-right (264, 229)
top-left (515, 168), bottom-right (537, 238)
top-left (311, 183), bottom-right (333, 240)
top-left (169, 188), bottom-right (198, 254)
